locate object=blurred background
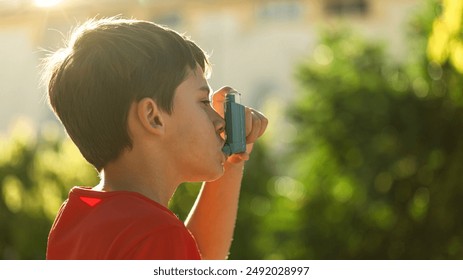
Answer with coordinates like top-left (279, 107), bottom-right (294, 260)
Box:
top-left (1, 0), bottom-right (462, 259)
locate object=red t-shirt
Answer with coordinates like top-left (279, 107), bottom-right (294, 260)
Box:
top-left (46, 187), bottom-right (201, 260)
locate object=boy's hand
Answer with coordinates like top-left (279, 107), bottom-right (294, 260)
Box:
top-left (212, 86), bottom-right (268, 164)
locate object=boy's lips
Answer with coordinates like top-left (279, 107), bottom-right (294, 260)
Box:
top-left (219, 140), bottom-right (228, 160)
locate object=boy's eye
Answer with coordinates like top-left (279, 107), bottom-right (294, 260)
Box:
top-left (201, 100), bottom-right (212, 106)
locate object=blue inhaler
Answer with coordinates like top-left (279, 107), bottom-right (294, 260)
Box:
top-left (222, 90), bottom-right (246, 156)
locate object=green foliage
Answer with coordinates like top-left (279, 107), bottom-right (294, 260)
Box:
top-left (229, 142), bottom-right (282, 259)
top-left (0, 120), bottom-right (98, 259)
top-left (286, 2), bottom-right (463, 258)
top-left (169, 182), bottom-right (201, 221)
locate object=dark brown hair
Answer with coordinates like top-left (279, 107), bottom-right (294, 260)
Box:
top-left (43, 17), bottom-right (209, 171)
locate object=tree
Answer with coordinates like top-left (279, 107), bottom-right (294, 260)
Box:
top-left (0, 120), bottom-right (98, 259)
top-left (285, 0), bottom-right (463, 258)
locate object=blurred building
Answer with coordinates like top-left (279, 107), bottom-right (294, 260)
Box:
top-left (0, 0), bottom-right (419, 132)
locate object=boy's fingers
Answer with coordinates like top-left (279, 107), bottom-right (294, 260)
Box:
top-left (227, 152), bottom-right (250, 164)
top-left (245, 108), bottom-right (268, 144)
top-left (253, 109), bottom-right (268, 138)
top-left (245, 107), bottom-right (253, 137)
top-left (246, 111), bottom-right (262, 144)
top-left (226, 143), bottom-right (253, 164)
top-left (214, 86), bottom-right (269, 144)
top-left (211, 86), bottom-right (233, 117)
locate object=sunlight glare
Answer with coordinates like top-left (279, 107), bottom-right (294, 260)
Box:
top-left (34, 0), bottom-right (63, 8)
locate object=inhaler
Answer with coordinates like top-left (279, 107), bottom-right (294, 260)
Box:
top-left (222, 90), bottom-right (246, 156)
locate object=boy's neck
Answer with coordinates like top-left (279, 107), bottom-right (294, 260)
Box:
top-left (96, 154), bottom-right (179, 207)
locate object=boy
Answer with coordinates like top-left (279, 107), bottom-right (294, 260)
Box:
top-left (43, 17), bottom-right (268, 260)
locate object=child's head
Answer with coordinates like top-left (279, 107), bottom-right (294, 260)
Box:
top-left (43, 17), bottom-right (209, 171)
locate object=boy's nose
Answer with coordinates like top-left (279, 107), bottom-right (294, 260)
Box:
top-left (213, 112), bottom-right (226, 135)
top-left (215, 117), bottom-right (225, 134)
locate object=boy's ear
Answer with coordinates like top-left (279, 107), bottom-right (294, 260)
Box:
top-left (136, 98), bottom-right (165, 135)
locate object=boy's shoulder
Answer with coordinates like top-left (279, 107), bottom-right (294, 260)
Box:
top-left (67, 187), bottom-right (181, 227)
top-left (50, 187), bottom-right (184, 239)
top-left (47, 187), bottom-right (198, 259)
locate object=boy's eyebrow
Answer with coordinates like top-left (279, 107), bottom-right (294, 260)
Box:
top-left (199, 85), bottom-right (211, 95)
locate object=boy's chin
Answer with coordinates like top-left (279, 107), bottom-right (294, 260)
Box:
top-left (183, 166), bottom-right (224, 183)
top-left (198, 167), bottom-right (225, 183)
